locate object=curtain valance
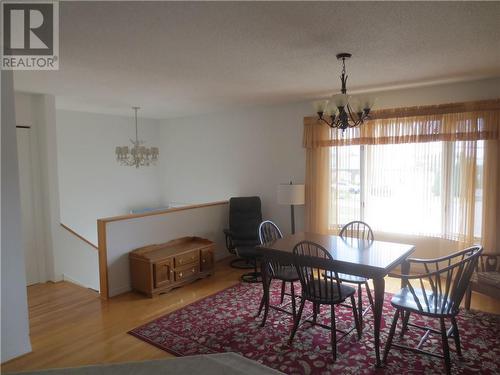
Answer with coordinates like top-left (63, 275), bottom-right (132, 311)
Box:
top-left (303, 99), bottom-right (500, 148)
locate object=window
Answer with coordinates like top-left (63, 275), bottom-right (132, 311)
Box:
top-left (330, 140), bottom-right (484, 240)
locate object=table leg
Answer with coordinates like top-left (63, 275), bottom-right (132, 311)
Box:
top-left (372, 276), bottom-right (385, 367)
top-left (260, 258), bottom-right (270, 327)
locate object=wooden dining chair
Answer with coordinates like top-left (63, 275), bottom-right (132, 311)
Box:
top-left (289, 241), bottom-right (361, 362)
top-left (383, 246), bottom-right (482, 375)
top-left (256, 220), bottom-right (299, 324)
top-left (338, 221), bottom-right (375, 329)
top-left (464, 252), bottom-right (500, 309)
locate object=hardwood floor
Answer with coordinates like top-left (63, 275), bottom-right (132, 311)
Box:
top-left (2, 256), bottom-right (499, 373)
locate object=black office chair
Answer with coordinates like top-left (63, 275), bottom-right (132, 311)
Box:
top-left (383, 246), bottom-right (482, 374)
top-left (257, 220), bottom-right (300, 324)
top-left (223, 196), bottom-right (262, 282)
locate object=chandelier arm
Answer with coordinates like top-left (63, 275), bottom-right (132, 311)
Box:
top-left (319, 117), bottom-right (341, 129)
top-left (346, 104), bottom-right (358, 124)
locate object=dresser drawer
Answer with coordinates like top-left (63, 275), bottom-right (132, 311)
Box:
top-left (174, 250), bottom-right (199, 267)
top-left (153, 259), bottom-right (172, 288)
top-left (174, 264), bottom-right (198, 282)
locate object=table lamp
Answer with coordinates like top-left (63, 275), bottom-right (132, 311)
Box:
top-left (277, 182), bottom-right (305, 234)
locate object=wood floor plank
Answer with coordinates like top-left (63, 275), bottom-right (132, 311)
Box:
top-left (2, 256), bottom-right (499, 373)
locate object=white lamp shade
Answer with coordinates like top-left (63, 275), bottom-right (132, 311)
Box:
top-left (277, 184), bottom-right (305, 205)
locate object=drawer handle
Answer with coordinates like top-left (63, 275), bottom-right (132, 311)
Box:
top-left (179, 272), bottom-right (183, 277)
top-left (202, 259), bottom-right (206, 263)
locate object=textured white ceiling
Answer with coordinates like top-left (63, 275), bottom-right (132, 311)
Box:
top-left (13, 1), bottom-right (500, 119)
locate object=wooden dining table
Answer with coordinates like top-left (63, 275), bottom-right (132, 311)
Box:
top-left (257, 232), bottom-right (415, 367)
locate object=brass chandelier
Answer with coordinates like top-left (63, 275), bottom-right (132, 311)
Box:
top-left (115, 107), bottom-right (159, 168)
top-left (314, 53), bottom-right (374, 131)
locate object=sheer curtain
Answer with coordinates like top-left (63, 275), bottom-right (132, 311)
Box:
top-left (364, 141), bottom-right (444, 237)
top-left (303, 99), bottom-right (500, 253)
top-left (330, 145), bottom-right (361, 232)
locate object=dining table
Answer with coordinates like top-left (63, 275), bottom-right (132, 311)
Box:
top-left (257, 231), bottom-right (415, 368)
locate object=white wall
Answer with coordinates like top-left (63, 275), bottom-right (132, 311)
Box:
top-left (1, 72), bottom-right (32, 362)
top-left (159, 102), bottom-right (308, 235)
top-left (105, 203), bottom-right (228, 297)
top-left (56, 110), bottom-right (163, 244)
top-left (159, 77), bottom-right (500, 256)
top-left (56, 228), bottom-right (99, 290)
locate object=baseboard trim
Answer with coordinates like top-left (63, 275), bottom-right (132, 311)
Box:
top-left (62, 274), bottom-right (100, 292)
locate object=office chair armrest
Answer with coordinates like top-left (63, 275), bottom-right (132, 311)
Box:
top-left (223, 228), bottom-right (235, 251)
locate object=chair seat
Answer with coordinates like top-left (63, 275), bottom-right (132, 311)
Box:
top-left (236, 246), bottom-right (260, 259)
top-left (391, 287), bottom-right (456, 317)
top-left (323, 271), bottom-right (368, 284)
top-left (304, 280), bottom-right (356, 304)
top-left (273, 265), bottom-right (299, 281)
top-left (338, 273), bottom-right (369, 284)
top-left (473, 272), bottom-right (500, 288)
top-left (233, 239), bottom-right (260, 248)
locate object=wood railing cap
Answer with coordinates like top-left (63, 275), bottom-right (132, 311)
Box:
top-left (97, 200), bottom-right (229, 224)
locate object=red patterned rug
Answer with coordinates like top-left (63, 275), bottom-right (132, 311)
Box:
top-left (129, 281), bottom-right (500, 374)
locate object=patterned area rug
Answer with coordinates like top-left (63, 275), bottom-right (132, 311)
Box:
top-left (129, 282), bottom-right (500, 374)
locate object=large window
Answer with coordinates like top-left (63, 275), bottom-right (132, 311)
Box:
top-left (330, 141), bottom-right (484, 240)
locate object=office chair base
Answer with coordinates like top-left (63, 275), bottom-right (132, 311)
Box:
top-left (230, 258), bottom-right (255, 269)
top-left (241, 272), bottom-right (262, 283)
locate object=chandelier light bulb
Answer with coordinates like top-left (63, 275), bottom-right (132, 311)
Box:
top-left (332, 93), bottom-right (349, 109)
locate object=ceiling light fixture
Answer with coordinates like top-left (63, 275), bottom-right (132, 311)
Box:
top-left (313, 53), bottom-right (374, 131)
top-left (115, 106), bottom-right (159, 168)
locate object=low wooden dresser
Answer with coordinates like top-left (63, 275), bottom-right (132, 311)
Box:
top-left (129, 236), bottom-right (215, 297)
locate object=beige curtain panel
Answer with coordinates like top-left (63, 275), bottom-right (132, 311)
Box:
top-left (303, 99), bottom-right (500, 254)
top-left (304, 122), bottom-right (331, 234)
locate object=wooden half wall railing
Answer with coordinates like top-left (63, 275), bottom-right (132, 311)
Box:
top-left (60, 223), bottom-right (98, 250)
top-left (96, 200), bottom-right (229, 300)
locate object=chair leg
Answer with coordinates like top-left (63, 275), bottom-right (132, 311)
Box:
top-left (288, 298), bottom-right (305, 345)
top-left (330, 304), bottom-right (337, 362)
top-left (350, 295), bottom-right (361, 340)
top-left (365, 281), bottom-right (374, 310)
top-left (451, 316), bottom-right (463, 358)
top-left (383, 308), bottom-right (400, 364)
top-left (290, 282), bottom-right (297, 320)
top-left (312, 303), bottom-right (318, 323)
top-left (280, 280), bottom-right (286, 304)
top-left (440, 318), bottom-right (452, 375)
top-left (357, 283), bottom-right (363, 330)
top-left (464, 287), bottom-right (472, 310)
top-left (400, 311), bottom-right (411, 338)
top-left (257, 295), bottom-right (265, 317)
top-left (257, 276), bottom-right (272, 318)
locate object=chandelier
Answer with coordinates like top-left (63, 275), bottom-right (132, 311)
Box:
top-left (115, 106), bottom-right (159, 168)
top-left (314, 53), bottom-right (374, 131)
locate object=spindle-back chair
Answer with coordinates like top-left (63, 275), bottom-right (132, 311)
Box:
top-left (383, 246), bottom-right (482, 374)
top-left (289, 241), bottom-right (361, 361)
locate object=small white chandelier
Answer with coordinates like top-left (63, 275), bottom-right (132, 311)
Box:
top-left (115, 106), bottom-right (159, 168)
top-left (313, 53), bottom-right (375, 131)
